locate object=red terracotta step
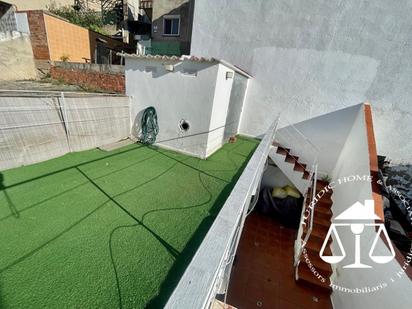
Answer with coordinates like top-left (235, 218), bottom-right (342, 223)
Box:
top-left (315, 205), bottom-right (333, 219)
top-left (317, 179), bottom-right (330, 187)
top-left (301, 208), bottom-right (332, 227)
top-left (314, 208), bottom-right (333, 220)
top-left (316, 181), bottom-right (333, 193)
top-left (301, 241), bottom-right (333, 264)
top-left (305, 198), bottom-right (333, 212)
top-left (305, 198), bottom-right (333, 211)
top-left (294, 162), bottom-right (307, 172)
top-left (276, 146), bottom-right (290, 156)
top-left (305, 236), bottom-right (332, 256)
top-left (314, 206), bottom-right (333, 218)
top-left (297, 263), bottom-right (332, 293)
top-left (306, 196), bottom-right (333, 208)
top-left (302, 170), bottom-right (310, 179)
top-left (285, 154), bottom-right (299, 163)
top-left (307, 188), bottom-right (333, 200)
top-left (298, 254), bottom-right (333, 277)
top-left (313, 215), bottom-right (332, 227)
top-left (302, 231), bottom-right (332, 247)
top-left (303, 223), bottom-right (329, 239)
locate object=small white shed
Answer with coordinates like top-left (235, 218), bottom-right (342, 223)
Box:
top-left (124, 54), bottom-right (252, 158)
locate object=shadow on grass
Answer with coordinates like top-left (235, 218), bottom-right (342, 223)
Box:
top-left (0, 173), bottom-right (19, 219)
top-left (3, 144), bottom-right (146, 191)
top-left (0, 153), bottom-right (175, 274)
top-left (145, 143), bottom-right (257, 308)
top-left (0, 153), bottom-right (158, 223)
top-left (0, 199), bottom-right (110, 274)
top-left (108, 162), bottom-right (216, 309)
top-left (107, 141), bottom-right (257, 308)
top-left (0, 138), bottom-right (258, 309)
top-left (76, 166), bottom-right (180, 258)
top-left (0, 282), bottom-right (6, 309)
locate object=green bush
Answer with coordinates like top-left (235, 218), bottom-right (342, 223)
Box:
top-left (47, 1), bottom-right (108, 35)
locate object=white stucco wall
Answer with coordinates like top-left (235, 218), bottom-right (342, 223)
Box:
top-left (0, 34), bottom-right (37, 81)
top-left (276, 104), bottom-right (363, 176)
top-left (15, 12), bottom-right (29, 34)
top-left (126, 59), bottom-right (218, 158)
top-left (125, 59), bottom-right (247, 158)
top-left (224, 73), bottom-right (248, 141)
top-left (206, 64), bottom-right (234, 157)
top-left (328, 105), bottom-right (412, 308)
top-left (191, 0), bottom-right (412, 164)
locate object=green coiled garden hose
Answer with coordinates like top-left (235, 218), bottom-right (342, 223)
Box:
top-left (141, 106), bottom-right (159, 145)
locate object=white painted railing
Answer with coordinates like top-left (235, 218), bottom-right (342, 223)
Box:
top-left (275, 116), bottom-right (319, 178)
top-left (165, 118), bottom-right (279, 309)
top-left (294, 164), bottom-right (318, 266)
top-left (272, 117), bottom-right (320, 269)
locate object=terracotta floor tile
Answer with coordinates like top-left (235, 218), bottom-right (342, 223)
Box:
top-left (277, 298), bottom-right (305, 309)
top-left (226, 212), bottom-right (332, 309)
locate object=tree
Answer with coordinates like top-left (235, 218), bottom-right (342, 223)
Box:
top-left (47, 1), bottom-right (108, 35)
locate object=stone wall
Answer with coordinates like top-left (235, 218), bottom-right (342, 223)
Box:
top-left (0, 33), bottom-right (37, 81)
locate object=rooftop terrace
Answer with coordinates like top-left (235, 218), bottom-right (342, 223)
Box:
top-left (0, 137), bottom-right (258, 308)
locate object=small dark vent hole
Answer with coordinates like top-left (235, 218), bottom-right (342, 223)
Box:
top-left (179, 120), bottom-right (190, 132)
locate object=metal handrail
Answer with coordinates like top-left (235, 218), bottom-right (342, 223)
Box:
top-left (282, 117), bottom-right (321, 153)
top-left (294, 163), bottom-right (318, 267)
top-left (165, 117), bottom-right (279, 309)
top-left (275, 117), bottom-right (319, 177)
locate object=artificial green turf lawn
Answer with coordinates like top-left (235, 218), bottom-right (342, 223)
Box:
top-left (0, 137), bottom-right (258, 309)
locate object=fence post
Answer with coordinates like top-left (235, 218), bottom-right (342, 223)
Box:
top-left (59, 92), bottom-right (71, 152)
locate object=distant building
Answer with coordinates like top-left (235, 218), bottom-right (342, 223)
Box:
top-left (138, 0), bottom-right (194, 56)
top-left (0, 1), bottom-right (38, 80)
top-left (6, 0), bottom-right (75, 10)
top-left (8, 1), bottom-right (140, 44)
top-left (0, 0), bottom-right (16, 32)
top-left (16, 10), bottom-right (133, 67)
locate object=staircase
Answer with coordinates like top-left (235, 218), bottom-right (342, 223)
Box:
top-left (269, 142), bottom-right (311, 194)
top-left (297, 179), bottom-right (333, 293)
top-left (270, 141), bottom-right (334, 294)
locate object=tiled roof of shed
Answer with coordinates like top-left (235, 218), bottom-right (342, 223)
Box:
top-left (120, 53), bottom-right (217, 63)
top-left (119, 53), bottom-right (253, 78)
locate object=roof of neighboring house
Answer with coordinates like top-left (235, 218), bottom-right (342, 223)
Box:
top-left (120, 53), bottom-right (253, 78)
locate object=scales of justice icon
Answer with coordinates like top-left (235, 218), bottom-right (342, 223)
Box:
top-left (319, 200), bottom-right (396, 268)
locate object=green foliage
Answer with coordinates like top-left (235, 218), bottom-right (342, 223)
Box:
top-left (59, 54), bottom-right (70, 62)
top-left (47, 1), bottom-right (108, 35)
top-left (321, 174), bottom-right (332, 182)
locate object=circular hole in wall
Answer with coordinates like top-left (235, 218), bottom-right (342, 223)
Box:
top-left (179, 119), bottom-right (190, 132)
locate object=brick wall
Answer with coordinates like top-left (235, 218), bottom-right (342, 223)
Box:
top-left (25, 10), bottom-right (50, 60)
top-left (50, 64), bottom-right (125, 93)
top-left (22, 11), bottom-right (132, 63)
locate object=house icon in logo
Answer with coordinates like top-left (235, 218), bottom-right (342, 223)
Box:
top-left (334, 200), bottom-right (380, 221)
top-left (319, 200), bottom-right (396, 269)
